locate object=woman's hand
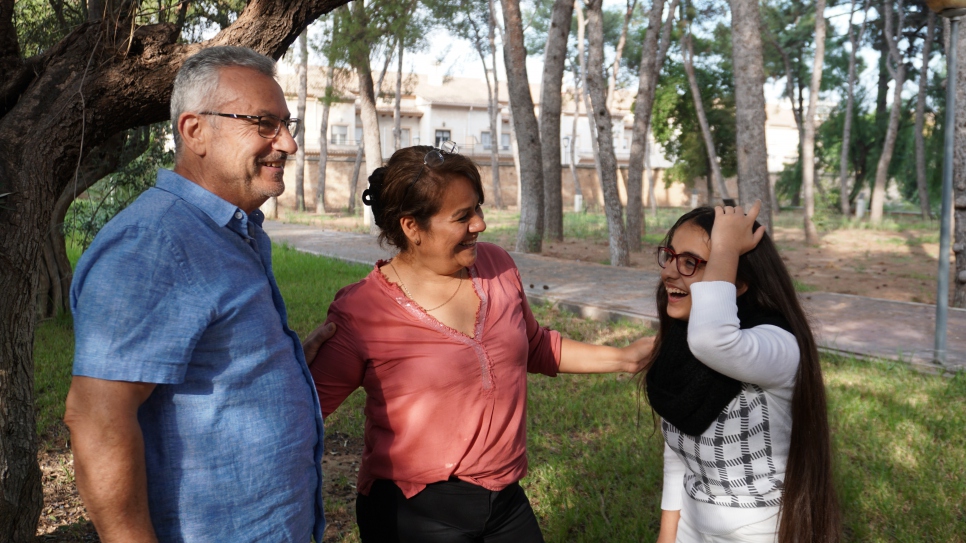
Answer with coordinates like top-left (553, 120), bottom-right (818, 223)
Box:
top-left (303, 322), bottom-right (337, 365)
top-left (703, 200), bottom-right (765, 286)
top-left (621, 336), bottom-right (655, 373)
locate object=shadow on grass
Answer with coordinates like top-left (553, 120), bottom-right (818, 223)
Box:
top-left (36, 520), bottom-right (99, 542)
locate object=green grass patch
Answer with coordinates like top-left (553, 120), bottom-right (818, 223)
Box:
top-left (793, 279), bottom-right (818, 293)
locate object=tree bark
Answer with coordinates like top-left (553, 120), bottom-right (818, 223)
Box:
top-left (839, 0), bottom-right (870, 216)
top-left (487, 0), bottom-right (503, 209)
top-left (501, 0), bottom-right (544, 252)
top-left (576, 5), bottom-right (604, 206)
top-left (729, 0), bottom-right (772, 230)
top-left (585, 0), bottom-right (628, 266)
top-left (681, 17), bottom-right (729, 204)
top-left (870, 0), bottom-right (905, 224)
top-left (802, 0), bottom-right (826, 244)
top-left (606, 0), bottom-right (637, 111)
top-left (0, 1), bottom-right (351, 538)
top-left (349, 1), bottom-right (384, 229)
top-left (955, 10), bottom-right (966, 306)
top-left (295, 30), bottom-right (308, 212)
top-left (317, 64), bottom-right (334, 214)
top-left (539, 0), bottom-right (574, 242)
top-left (914, 10), bottom-right (935, 220)
top-left (393, 37), bottom-right (403, 151)
top-left (626, 0), bottom-right (677, 251)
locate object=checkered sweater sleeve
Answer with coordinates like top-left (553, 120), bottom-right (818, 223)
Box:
top-left (659, 281), bottom-right (800, 532)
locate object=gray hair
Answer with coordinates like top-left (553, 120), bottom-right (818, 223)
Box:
top-left (170, 46), bottom-right (277, 157)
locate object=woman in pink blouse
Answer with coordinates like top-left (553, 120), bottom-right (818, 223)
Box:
top-left (311, 143), bottom-right (651, 543)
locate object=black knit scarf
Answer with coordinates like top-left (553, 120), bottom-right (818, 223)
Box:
top-left (645, 295), bottom-right (792, 436)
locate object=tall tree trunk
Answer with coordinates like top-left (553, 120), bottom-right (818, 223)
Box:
top-left (839, 0), bottom-right (870, 216)
top-left (646, 125), bottom-right (657, 215)
top-left (915, 11), bottom-right (935, 220)
top-left (576, 5), bottom-right (604, 205)
top-left (870, 0), bottom-right (905, 224)
top-left (316, 64), bottom-right (334, 214)
top-left (393, 37), bottom-right (404, 151)
top-left (488, 0), bottom-right (504, 209)
top-left (954, 12), bottom-right (966, 306)
top-left (502, 0), bottom-right (544, 252)
top-left (802, 0), bottom-right (826, 244)
top-left (0, 1), bottom-right (353, 537)
top-left (349, 0), bottom-right (387, 229)
top-left (729, 0), bottom-right (772, 230)
top-left (585, 0), bottom-right (628, 266)
top-left (569, 84), bottom-right (582, 205)
top-left (626, 0), bottom-right (677, 251)
top-left (539, 0), bottom-right (574, 242)
top-left (682, 17), bottom-right (729, 204)
top-left (295, 30), bottom-right (308, 212)
top-left (606, 0), bottom-right (637, 111)
top-left (348, 143), bottom-right (364, 213)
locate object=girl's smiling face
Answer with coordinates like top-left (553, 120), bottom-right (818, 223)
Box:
top-left (661, 222), bottom-right (711, 321)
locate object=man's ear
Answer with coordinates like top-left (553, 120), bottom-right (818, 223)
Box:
top-left (178, 113), bottom-right (208, 157)
top-left (736, 281), bottom-right (749, 297)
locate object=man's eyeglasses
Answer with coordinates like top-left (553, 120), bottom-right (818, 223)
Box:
top-left (657, 246), bottom-right (708, 277)
top-left (200, 112), bottom-right (301, 139)
top-left (404, 140), bottom-right (459, 201)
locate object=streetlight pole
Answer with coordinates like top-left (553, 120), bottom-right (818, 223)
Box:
top-left (934, 5), bottom-right (966, 365)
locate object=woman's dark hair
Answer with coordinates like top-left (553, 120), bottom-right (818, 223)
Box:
top-left (363, 145), bottom-right (484, 252)
top-left (641, 207), bottom-right (840, 543)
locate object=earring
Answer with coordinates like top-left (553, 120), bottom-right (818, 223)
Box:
top-left (414, 238), bottom-right (421, 246)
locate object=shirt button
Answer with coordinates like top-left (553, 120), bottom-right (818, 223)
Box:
top-left (235, 211), bottom-right (244, 220)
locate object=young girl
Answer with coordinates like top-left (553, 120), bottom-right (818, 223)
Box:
top-left (643, 203), bottom-right (839, 543)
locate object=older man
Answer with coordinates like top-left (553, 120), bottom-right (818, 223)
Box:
top-left (65, 46), bottom-right (330, 542)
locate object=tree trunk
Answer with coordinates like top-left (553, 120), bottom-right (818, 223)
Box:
top-left (295, 30), bottom-right (308, 212)
top-left (502, 0), bottom-right (544, 252)
top-left (585, 0), bottom-right (628, 266)
top-left (870, 0), bottom-right (905, 224)
top-left (348, 143), bottom-right (364, 214)
top-left (606, 0), bottom-right (637, 111)
top-left (316, 64), bottom-right (334, 214)
top-left (729, 0), bottom-right (772, 230)
top-left (626, 0), bottom-right (677, 251)
top-left (569, 60), bottom-right (583, 204)
top-left (682, 18), bottom-right (729, 204)
top-left (802, 0), bottom-right (826, 244)
top-left (915, 11), bottom-right (935, 220)
top-left (349, 0), bottom-right (386, 229)
top-left (0, 1), bottom-right (352, 537)
top-left (487, 0), bottom-right (503, 209)
top-left (954, 11), bottom-right (966, 307)
top-left (646, 126), bottom-right (657, 215)
top-left (393, 37), bottom-right (403, 151)
top-left (539, 0), bottom-right (574, 242)
top-left (576, 5), bottom-right (604, 205)
top-left (839, 0), bottom-right (870, 217)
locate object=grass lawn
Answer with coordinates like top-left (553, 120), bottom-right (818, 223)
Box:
top-left (34, 245), bottom-right (965, 541)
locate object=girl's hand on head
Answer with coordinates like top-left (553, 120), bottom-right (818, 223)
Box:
top-left (709, 200), bottom-right (766, 258)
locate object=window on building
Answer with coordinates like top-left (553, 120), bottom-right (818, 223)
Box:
top-left (435, 130), bottom-right (451, 146)
top-left (481, 131), bottom-right (492, 150)
top-left (356, 126), bottom-right (363, 144)
top-left (330, 125), bottom-right (348, 145)
top-left (501, 133), bottom-right (510, 151)
top-left (400, 128), bottom-right (411, 148)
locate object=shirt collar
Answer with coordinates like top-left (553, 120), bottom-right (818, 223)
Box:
top-left (154, 169), bottom-right (247, 228)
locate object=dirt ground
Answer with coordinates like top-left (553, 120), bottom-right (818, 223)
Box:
top-left (36, 208), bottom-right (951, 541)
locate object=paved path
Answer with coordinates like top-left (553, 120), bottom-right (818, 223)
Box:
top-left (265, 221), bottom-right (966, 372)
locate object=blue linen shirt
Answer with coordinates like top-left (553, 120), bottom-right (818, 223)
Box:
top-left (71, 169), bottom-right (325, 543)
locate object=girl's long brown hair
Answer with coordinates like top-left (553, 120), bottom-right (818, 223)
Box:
top-left (642, 207), bottom-right (840, 543)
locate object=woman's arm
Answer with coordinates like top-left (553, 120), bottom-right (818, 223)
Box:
top-left (556, 336), bottom-right (654, 374)
top-left (657, 510), bottom-right (680, 543)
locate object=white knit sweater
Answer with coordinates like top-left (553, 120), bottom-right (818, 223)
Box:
top-left (660, 281), bottom-right (799, 536)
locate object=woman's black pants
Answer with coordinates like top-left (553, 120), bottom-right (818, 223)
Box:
top-left (356, 478), bottom-right (545, 543)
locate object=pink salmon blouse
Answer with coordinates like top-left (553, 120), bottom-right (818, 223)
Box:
top-left (311, 243), bottom-right (562, 498)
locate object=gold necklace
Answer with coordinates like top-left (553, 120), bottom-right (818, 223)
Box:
top-left (389, 260), bottom-right (464, 312)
